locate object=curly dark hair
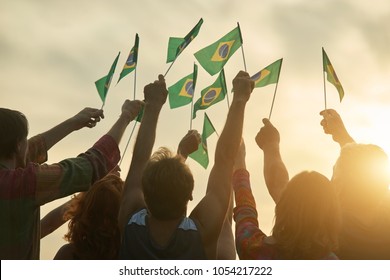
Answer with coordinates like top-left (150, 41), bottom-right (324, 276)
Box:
top-left (64, 174), bottom-right (123, 259)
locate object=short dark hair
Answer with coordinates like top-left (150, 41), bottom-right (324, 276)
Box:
top-left (142, 147), bottom-right (194, 220)
top-left (0, 108), bottom-right (29, 158)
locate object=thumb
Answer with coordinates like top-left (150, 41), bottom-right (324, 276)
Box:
top-left (262, 118), bottom-right (272, 126)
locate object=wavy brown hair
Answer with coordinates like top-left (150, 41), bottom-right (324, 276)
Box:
top-left (272, 171), bottom-right (341, 259)
top-left (63, 174), bottom-right (123, 259)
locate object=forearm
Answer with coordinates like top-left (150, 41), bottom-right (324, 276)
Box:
top-left (262, 145), bottom-right (289, 203)
top-left (336, 131), bottom-right (355, 148)
top-left (40, 201), bottom-right (70, 238)
top-left (40, 118), bottom-right (79, 151)
top-left (215, 99), bottom-right (246, 166)
top-left (106, 113), bottom-right (133, 145)
top-left (233, 170), bottom-right (265, 260)
top-left (130, 104), bottom-right (161, 168)
top-left (119, 104), bottom-right (161, 231)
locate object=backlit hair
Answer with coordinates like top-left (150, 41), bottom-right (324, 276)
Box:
top-left (272, 171), bottom-right (341, 259)
top-left (64, 174), bottom-right (123, 259)
top-left (333, 143), bottom-right (390, 206)
top-left (142, 147), bottom-right (194, 220)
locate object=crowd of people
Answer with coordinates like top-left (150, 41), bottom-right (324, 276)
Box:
top-left (1, 71), bottom-right (390, 260)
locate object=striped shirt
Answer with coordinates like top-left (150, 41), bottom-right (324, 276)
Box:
top-left (0, 134), bottom-right (120, 259)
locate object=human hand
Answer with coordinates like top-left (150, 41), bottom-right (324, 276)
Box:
top-left (177, 130), bottom-right (201, 159)
top-left (319, 109), bottom-right (354, 146)
top-left (255, 118), bottom-right (280, 150)
top-left (70, 107), bottom-right (104, 130)
top-left (232, 71), bottom-right (254, 103)
top-left (120, 99), bottom-right (145, 123)
top-left (144, 74), bottom-right (168, 109)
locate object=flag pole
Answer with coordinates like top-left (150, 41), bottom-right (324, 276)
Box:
top-left (164, 59), bottom-right (176, 78)
top-left (323, 69), bottom-right (327, 110)
top-left (268, 83), bottom-right (278, 120)
top-left (190, 96), bottom-right (194, 130)
top-left (268, 58), bottom-right (283, 120)
top-left (206, 113), bottom-right (220, 137)
top-left (119, 67), bottom-right (138, 168)
top-left (133, 68), bottom-right (137, 100)
top-left (118, 121), bottom-right (137, 167)
top-left (237, 22), bottom-right (247, 72)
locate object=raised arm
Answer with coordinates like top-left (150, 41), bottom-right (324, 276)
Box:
top-left (40, 107), bottom-right (105, 151)
top-left (40, 200), bottom-right (71, 239)
top-left (177, 130), bottom-right (201, 161)
top-left (119, 75), bottom-right (167, 234)
top-left (320, 109), bottom-right (355, 148)
top-left (190, 71), bottom-right (254, 259)
top-left (255, 118), bottom-right (289, 203)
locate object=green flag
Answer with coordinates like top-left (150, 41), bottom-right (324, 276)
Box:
top-left (192, 69), bottom-right (227, 119)
top-left (166, 18), bottom-right (203, 63)
top-left (251, 58), bottom-right (283, 88)
top-left (168, 64), bottom-right (198, 109)
top-left (194, 26), bottom-right (242, 76)
top-left (118, 34), bottom-right (139, 83)
top-left (322, 48), bottom-right (344, 102)
top-left (95, 52), bottom-right (120, 104)
top-left (189, 113), bottom-right (216, 169)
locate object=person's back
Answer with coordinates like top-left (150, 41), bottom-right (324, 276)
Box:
top-left (320, 109), bottom-right (390, 259)
top-left (332, 142), bottom-right (390, 259)
top-left (120, 148), bottom-right (206, 259)
top-left (338, 196), bottom-right (390, 259)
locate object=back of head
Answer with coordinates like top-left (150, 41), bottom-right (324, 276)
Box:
top-left (0, 108), bottom-right (28, 159)
top-left (332, 143), bottom-right (390, 210)
top-left (142, 147), bottom-right (194, 220)
top-left (64, 173), bottom-right (123, 259)
top-left (273, 171), bottom-right (340, 259)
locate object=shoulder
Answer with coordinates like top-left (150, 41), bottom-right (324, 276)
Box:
top-left (53, 243), bottom-right (76, 260)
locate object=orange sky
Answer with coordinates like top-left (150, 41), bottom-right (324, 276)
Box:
top-left (1, 0), bottom-right (390, 259)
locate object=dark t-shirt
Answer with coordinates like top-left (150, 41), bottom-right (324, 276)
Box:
top-left (120, 209), bottom-right (206, 259)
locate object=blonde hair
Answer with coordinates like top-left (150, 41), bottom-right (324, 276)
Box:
top-left (272, 171), bottom-right (341, 259)
top-left (333, 143), bottom-right (390, 208)
top-left (142, 147), bottom-right (194, 220)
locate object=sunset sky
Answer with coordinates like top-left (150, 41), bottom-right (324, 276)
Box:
top-left (2, 0), bottom-right (390, 259)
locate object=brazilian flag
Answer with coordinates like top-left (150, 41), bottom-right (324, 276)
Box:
top-left (189, 113), bottom-right (216, 169)
top-left (168, 64), bottom-right (198, 109)
top-left (166, 18), bottom-right (203, 63)
top-left (118, 34), bottom-right (139, 83)
top-left (194, 26), bottom-right (242, 76)
top-left (251, 58), bottom-right (283, 88)
top-left (322, 47), bottom-right (344, 102)
top-left (95, 52), bottom-right (120, 104)
top-left (192, 69), bottom-right (227, 119)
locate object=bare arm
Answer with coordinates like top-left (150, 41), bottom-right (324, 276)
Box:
top-left (255, 118), bottom-right (289, 203)
top-left (190, 71), bottom-right (254, 259)
top-left (320, 109), bottom-right (355, 148)
top-left (119, 75), bottom-right (167, 234)
top-left (106, 100), bottom-right (144, 145)
top-left (40, 107), bottom-right (105, 151)
top-left (40, 200), bottom-right (71, 239)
